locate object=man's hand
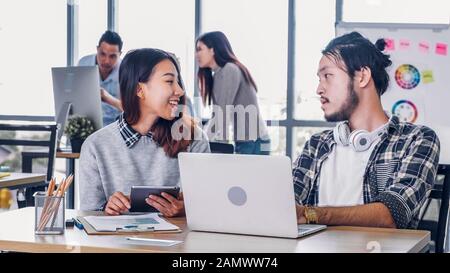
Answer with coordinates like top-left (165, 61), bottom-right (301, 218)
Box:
top-left (295, 203), bottom-right (396, 228)
top-left (146, 192), bottom-right (185, 217)
top-left (105, 191), bottom-right (130, 215)
top-left (296, 205), bottom-right (307, 224)
top-left (100, 88), bottom-right (123, 111)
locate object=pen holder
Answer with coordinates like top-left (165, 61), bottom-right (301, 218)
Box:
top-left (34, 192), bottom-right (65, 235)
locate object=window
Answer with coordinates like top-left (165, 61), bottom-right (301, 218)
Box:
top-left (343, 0), bottom-right (450, 24)
top-left (117, 0), bottom-right (196, 99)
top-left (77, 0), bottom-right (107, 62)
top-left (267, 126), bottom-right (286, 156)
top-left (295, 0), bottom-right (336, 121)
top-left (201, 0), bottom-right (288, 121)
top-left (0, 0), bottom-right (66, 116)
top-left (293, 126), bottom-right (332, 159)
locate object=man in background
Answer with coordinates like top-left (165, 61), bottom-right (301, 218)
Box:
top-left (78, 30), bottom-right (123, 126)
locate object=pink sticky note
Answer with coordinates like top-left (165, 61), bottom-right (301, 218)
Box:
top-left (419, 42), bottom-right (430, 53)
top-left (385, 38), bottom-right (395, 51)
top-left (436, 42), bottom-right (448, 56)
top-left (399, 39), bottom-right (410, 50)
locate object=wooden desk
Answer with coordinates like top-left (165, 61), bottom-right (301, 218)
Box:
top-left (0, 173), bottom-right (46, 190)
top-left (56, 152), bottom-right (80, 159)
top-left (0, 208), bottom-right (430, 253)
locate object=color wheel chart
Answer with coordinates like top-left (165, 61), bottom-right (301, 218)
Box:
top-left (395, 64), bottom-right (421, 89)
top-left (391, 100), bottom-right (418, 123)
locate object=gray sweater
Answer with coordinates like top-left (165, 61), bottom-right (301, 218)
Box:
top-left (79, 122), bottom-right (210, 211)
top-left (207, 62), bottom-right (269, 142)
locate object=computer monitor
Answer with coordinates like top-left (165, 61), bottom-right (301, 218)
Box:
top-left (52, 66), bottom-right (103, 148)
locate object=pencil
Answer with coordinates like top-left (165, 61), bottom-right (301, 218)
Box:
top-left (38, 175), bottom-right (73, 231)
top-left (39, 177), bottom-right (56, 224)
top-left (50, 175), bottom-right (73, 228)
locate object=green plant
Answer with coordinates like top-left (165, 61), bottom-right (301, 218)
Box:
top-left (64, 115), bottom-right (96, 140)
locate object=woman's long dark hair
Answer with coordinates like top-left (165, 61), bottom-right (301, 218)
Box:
top-left (119, 48), bottom-right (195, 158)
top-left (196, 31), bottom-right (257, 105)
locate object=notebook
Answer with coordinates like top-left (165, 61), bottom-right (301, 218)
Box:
top-left (78, 213), bottom-right (182, 235)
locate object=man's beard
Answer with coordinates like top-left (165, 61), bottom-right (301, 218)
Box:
top-left (325, 81), bottom-right (359, 122)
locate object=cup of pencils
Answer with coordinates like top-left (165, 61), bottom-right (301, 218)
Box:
top-left (34, 175), bottom-right (73, 235)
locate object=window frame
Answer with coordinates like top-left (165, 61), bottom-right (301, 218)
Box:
top-left (48, 0), bottom-right (342, 158)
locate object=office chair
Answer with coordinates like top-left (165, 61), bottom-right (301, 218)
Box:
top-left (0, 122), bottom-right (57, 207)
top-left (209, 142), bottom-right (234, 154)
top-left (418, 164), bottom-right (450, 253)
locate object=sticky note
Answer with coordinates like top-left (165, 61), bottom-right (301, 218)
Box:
top-left (399, 39), bottom-right (410, 50)
top-left (419, 42), bottom-right (430, 53)
top-left (436, 43), bottom-right (448, 56)
top-left (421, 70), bottom-right (434, 84)
top-left (385, 38), bottom-right (395, 51)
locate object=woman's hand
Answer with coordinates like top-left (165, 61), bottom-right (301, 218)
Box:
top-left (105, 191), bottom-right (131, 215)
top-left (146, 192), bottom-right (185, 217)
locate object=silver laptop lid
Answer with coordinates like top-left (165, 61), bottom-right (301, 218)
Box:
top-left (179, 153), bottom-right (299, 238)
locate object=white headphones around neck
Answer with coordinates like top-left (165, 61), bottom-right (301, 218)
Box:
top-left (333, 121), bottom-right (379, 152)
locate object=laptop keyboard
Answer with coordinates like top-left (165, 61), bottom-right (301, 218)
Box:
top-left (298, 224), bottom-right (326, 237)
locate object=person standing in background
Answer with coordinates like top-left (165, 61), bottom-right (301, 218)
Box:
top-left (196, 31), bottom-right (270, 155)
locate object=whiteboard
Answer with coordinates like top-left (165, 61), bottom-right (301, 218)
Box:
top-left (336, 22), bottom-right (450, 164)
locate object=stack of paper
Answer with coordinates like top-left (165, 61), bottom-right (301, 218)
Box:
top-left (83, 213), bottom-right (179, 232)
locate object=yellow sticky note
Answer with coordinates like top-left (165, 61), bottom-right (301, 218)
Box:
top-left (0, 172), bottom-right (11, 179)
top-left (422, 70), bottom-right (434, 84)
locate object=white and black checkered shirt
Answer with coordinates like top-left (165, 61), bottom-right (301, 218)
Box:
top-left (293, 116), bottom-right (440, 229)
top-left (117, 113), bottom-right (153, 148)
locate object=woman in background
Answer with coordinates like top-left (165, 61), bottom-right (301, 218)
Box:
top-left (196, 31), bottom-right (270, 155)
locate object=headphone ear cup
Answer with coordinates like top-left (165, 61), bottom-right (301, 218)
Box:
top-left (333, 122), bottom-right (351, 146)
top-left (349, 130), bottom-right (372, 152)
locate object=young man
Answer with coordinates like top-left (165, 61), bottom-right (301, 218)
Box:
top-left (293, 32), bottom-right (440, 229)
top-left (78, 30), bottom-right (123, 126)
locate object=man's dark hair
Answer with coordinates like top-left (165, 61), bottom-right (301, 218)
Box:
top-left (322, 31), bottom-right (392, 96)
top-left (98, 30), bottom-right (123, 52)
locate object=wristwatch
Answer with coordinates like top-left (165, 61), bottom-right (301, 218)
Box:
top-left (304, 206), bottom-right (318, 224)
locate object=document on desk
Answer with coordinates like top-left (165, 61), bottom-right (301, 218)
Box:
top-left (83, 213), bottom-right (179, 232)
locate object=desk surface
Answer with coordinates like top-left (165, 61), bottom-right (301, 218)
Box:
top-left (22, 149), bottom-right (79, 159)
top-left (0, 173), bottom-right (46, 188)
top-left (56, 152), bottom-right (80, 159)
top-left (0, 208), bottom-right (430, 253)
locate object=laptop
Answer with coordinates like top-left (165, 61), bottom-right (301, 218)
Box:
top-left (178, 153), bottom-right (326, 238)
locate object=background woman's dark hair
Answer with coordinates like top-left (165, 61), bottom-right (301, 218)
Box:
top-left (196, 31), bottom-right (258, 105)
top-left (322, 31), bottom-right (392, 96)
top-left (119, 48), bottom-right (194, 158)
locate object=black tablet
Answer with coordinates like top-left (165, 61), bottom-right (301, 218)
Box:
top-left (129, 186), bottom-right (180, 213)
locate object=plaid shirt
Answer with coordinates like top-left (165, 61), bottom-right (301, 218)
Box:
top-left (117, 113), bottom-right (153, 148)
top-left (293, 116), bottom-right (440, 229)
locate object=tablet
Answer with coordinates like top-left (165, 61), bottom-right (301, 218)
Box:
top-left (129, 186), bottom-right (180, 213)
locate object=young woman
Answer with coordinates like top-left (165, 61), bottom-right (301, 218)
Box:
top-left (79, 48), bottom-right (210, 217)
top-left (196, 31), bottom-right (270, 155)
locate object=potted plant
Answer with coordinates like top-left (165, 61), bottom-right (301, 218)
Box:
top-left (64, 115), bottom-right (96, 153)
